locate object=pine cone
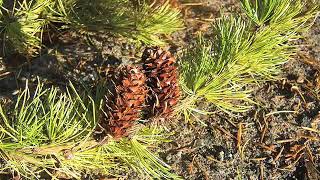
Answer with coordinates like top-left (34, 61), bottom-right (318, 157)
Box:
top-left (101, 65), bottom-right (147, 138)
top-left (142, 47), bottom-right (180, 118)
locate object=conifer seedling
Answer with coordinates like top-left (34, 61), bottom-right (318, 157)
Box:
top-left (178, 0), bottom-right (319, 122)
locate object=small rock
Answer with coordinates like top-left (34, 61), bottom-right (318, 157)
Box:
top-left (296, 75), bottom-right (304, 84)
top-left (219, 151), bottom-right (224, 161)
top-left (176, 151), bottom-right (182, 159)
top-left (166, 154), bottom-right (172, 161)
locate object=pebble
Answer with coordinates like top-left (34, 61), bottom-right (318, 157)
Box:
top-left (166, 154), bottom-right (172, 161)
top-left (176, 151), bottom-right (182, 159)
top-left (219, 151), bottom-right (224, 161)
top-left (296, 75), bottom-right (304, 84)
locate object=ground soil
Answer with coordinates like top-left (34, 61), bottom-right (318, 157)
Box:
top-left (0, 0), bottom-right (319, 180)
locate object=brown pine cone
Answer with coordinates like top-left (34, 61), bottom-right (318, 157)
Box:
top-left (142, 47), bottom-right (180, 118)
top-left (101, 65), bottom-right (147, 138)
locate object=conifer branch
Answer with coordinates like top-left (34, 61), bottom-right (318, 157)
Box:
top-left (0, 80), bottom-right (178, 179)
top-left (54, 0), bottom-right (183, 45)
top-left (179, 19), bottom-right (254, 115)
top-left (237, 0), bottom-right (319, 80)
top-left (0, 0), bottom-right (183, 56)
top-left (178, 0), bottom-right (318, 120)
top-left (0, 0), bottom-right (54, 56)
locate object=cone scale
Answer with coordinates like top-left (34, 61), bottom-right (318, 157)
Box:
top-left (101, 65), bottom-right (147, 138)
top-left (142, 47), bottom-right (180, 118)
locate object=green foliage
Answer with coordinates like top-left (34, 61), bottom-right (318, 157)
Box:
top-left (54, 0), bottom-right (183, 45)
top-left (0, 0), bottom-right (54, 56)
top-left (0, 81), bottom-right (178, 179)
top-left (111, 127), bottom-right (180, 179)
top-left (58, 127), bottom-right (179, 179)
top-left (0, 80), bottom-right (95, 146)
top-left (240, 0), bottom-right (279, 26)
top-left (0, 0), bottom-right (2, 14)
top-left (237, 0), bottom-right (318, 80)
top-left (241, 0), bottom-right (318, 27)
top-left (0, 80), bottom-right (97, 178)
top-left (179, 17), bottom-right (254, 116)
top-left (134, 1), bottom-right (183, 45)
top-left (0, 0), bottom-right (182, 56)
top-left (178, 0), bottom-right (318, 121)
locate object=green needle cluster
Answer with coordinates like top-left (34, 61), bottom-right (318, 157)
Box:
top-left (0, 0), bottom-right (183, 56)
top-left (0, 80), bottom-right (179, 179)
top-left (178, 0), bottom-right (319, 121)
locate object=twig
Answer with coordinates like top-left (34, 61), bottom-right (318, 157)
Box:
top-left (282, 153), bottom-right (303, 170)
top-left (265, 110), bottom-right (296, 117)
top-left (276, 138), bottom-right (296, 144)
top-left (299, 135), bottom-right (320, 141)
top-left (207, 155), bottom-right (226, 164)
top-left (181, 3), bottom-right (204, 6)
top-left (250, 157), bottom-right (268, 161)
top-left (272, 146), bottom-right (284, 164)
top-left (0, 71), bottom-right (12, 78)
top-left (305, 143), bottom-right (314, 163)
top-left (258, 144), bottom-right (277, 153)
top-left (297, 52), bottom-right (320, 72)
top-left (240, 139), bottom-right (250, 160)
top-left (260, 162), bottom-right (264, 180)
top-left (301, 127), bottom-right (320, 133)
top-left (237, 123), bottom-right (243, 153)
top-left (260, 123), bottom-right (268, 143)
top-left (215, 125), bottom-right (237, 140)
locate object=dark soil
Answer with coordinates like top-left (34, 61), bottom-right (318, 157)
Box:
top-left (0, 0), bottom-right (319, 180)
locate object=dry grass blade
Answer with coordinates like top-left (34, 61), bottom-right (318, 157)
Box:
top-left (237, 123), bottom-right (243, 153)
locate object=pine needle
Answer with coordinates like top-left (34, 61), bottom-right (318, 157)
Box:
top-left (53, 0), bottom-right (183, 45)
top-left (178, 0), bottom-right (318, 120)
top-left (0, 0), bottom-right (183, 55)
top-left (237, 0), bottom-right (319, 80)
top-left (0, 80), bottom-right (179, 179)
top-left (179, 18), bottom-right (254, 118)
top-left (0, 0), bottom-right (53, 56)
